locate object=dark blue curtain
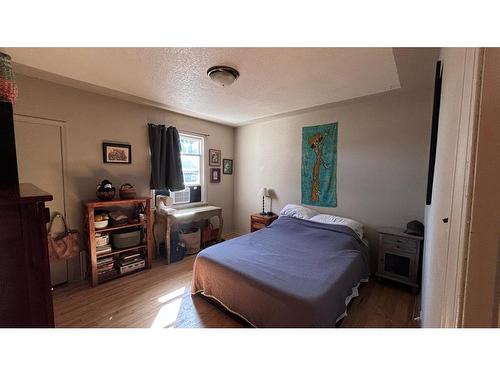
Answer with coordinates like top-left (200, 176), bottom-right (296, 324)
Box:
top-left (148, 124), bottom-right (185, 191)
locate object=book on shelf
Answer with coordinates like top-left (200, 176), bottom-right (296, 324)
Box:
top-left (97, 257), bottom-right (114, 266)
top-left (96, 244), bottom-right (112, 255)
top-left (98, 268), bottom-right (117, 277)
top-left (98, 265), bottom-right (114, 272)
top-left (117, 257), bottom-right (143, 267)
top-left (120, 251), bottom-right (141, 261)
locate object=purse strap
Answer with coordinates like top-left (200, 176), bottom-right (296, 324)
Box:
top-left (48, 212), bottom-right (69, 235)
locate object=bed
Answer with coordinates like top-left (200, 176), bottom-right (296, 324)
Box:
top-left (191, 215), bottom-right (370, 327)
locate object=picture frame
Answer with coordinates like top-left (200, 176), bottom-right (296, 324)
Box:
top-left (210, 168), bottom-right (221, 183)
top-left (223, 158), bottom-right (233, 174)
top-left (102, 142), bottom-right (132, 164)
top-left (209, 149), bottom-right (221, 166)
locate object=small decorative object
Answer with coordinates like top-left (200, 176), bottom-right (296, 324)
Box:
top-left (210, 168), bottom-right (221, 183)
top-left (131, 202), bottom-right (145, 223)
top-left (209, 149), bottom-right (221, 166)
top-left (119, 183), bottom-right (136, 199)
top-left (94, 213), bottom-right (109, 229)
top-left (102, 142), bottom-right (132, 164)
top-left (96, 179), bottom-right (116, 201)
top-left (137, 203), bottom-right (146, 222)
top-left (404, 220), bottom-right (425, 237)
top-left (258, 187), bottom-right (269, 215)
top-left (223, 159), bottom-right (233, 174)
top-left (0, 52), bottom-right (18, 104)
top-left (301, 122), bottom-right (338, 207)
top-left (109, 210), bottom-right (128, 225)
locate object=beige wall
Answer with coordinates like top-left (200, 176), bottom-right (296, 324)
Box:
top-left (13, 74), bottom-right (235, 280)
top-left (234, 88), bottom-right (433, 268)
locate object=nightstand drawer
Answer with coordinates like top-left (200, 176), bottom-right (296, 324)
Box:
top-left (381, 234), bottom-right (418, 254)
top-left (251, 215), bottom-right (269, 224)
top-left (251, 223), bottom-right (266, 231)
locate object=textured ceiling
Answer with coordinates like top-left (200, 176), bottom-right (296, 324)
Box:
top-left (6, 48), bottom-right (413, 126)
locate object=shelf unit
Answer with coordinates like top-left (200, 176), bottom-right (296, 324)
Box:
top-left (83, 197), bottom-right (152, 287)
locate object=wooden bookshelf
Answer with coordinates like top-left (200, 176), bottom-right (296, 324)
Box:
top-left (83, 197), bottom-right (152, 287)
top-left (95, 221), bottom-right (148, 233)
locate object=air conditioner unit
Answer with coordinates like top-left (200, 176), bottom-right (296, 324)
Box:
top-left (171, 188), bottom-right (190, 204)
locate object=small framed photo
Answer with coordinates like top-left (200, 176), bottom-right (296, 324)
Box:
top-left (223, 159), bottom-right (233, 174)
top-left (209, 149), bottom-right (221, 166)
top-left (102, 142), bottom-right (132, 164)
top-left (210, 168), bottom-right (221, 183)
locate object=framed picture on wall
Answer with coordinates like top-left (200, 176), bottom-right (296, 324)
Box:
top-left (102, 142), bottom-right (132, 164)
top-left (210, 168), bottom-right (221, 183)
top-left (223, 159), bottom-right (233, 174)
top-left (209, 149), bottom-right (221, 166)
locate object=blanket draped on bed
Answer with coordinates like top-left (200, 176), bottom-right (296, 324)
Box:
top-left (192, 216), bottom-right (369, 328)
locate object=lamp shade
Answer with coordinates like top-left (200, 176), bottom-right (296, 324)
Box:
top-left (258, 187), bottom-right (268, 197)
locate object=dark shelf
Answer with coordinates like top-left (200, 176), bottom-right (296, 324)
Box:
top-left (95, 221), bottom-right (147, 233)
top-left (96, 244), bottom-right (147, 259)
top-left (98, 266), bottom-right (146, 284)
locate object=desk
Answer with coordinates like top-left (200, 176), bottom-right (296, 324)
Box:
top-left (153, 205), bottom-right (223, 264)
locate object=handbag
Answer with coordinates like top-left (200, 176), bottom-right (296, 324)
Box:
top-left (47, 212), bottom-right (80, 261)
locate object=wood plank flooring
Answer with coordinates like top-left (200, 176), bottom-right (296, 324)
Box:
top-left (52, 256), bottom-right (419, 328)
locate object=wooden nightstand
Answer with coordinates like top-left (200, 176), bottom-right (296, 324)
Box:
top-left (376, 227), bottom-right (424, 293)
top-left (250, 213), bottom-right (278, 232)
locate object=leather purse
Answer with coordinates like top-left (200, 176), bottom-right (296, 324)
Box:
top-left (47, 213), bottom-right (80, 260)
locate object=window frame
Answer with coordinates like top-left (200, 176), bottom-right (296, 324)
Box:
top-left (176, 132), bottom-right (206, 207)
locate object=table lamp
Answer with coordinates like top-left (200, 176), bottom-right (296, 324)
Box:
top-left (266, 189), bottom-right (275, 215)
top-left (258, 187), bottom-right (268, 215)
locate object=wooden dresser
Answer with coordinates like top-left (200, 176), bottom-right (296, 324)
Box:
top-left (0, 183), bottom-right (54, 327)
top-left (250, 213), bottom-right (278, 232)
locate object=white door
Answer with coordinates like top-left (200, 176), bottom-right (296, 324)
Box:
top-left (14, 115), bottom-right (68, 286)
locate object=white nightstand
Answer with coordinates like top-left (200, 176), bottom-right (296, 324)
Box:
top-left (376, 227), bottom-right (424, 293)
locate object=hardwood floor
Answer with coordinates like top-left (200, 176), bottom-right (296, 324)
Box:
top-left (52, 256), bottom-right (420, 328)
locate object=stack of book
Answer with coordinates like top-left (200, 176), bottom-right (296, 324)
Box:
top-left (97, 256), bottom-right (115, 277)
top-left (117, 251), bottom-right (145, 274)
top-left (96, 243), bottom-right (112, 257)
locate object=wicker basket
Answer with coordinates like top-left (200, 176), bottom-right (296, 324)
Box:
top-left (119, 183), bottom-right (137, 199)
top-left (96, 189), bottom-right (115, 201)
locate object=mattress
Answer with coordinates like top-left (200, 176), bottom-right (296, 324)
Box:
top-left (191, 216), bottom-right (370, 327)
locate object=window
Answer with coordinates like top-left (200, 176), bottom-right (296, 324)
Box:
top-left (179, 134), bottom-right (203, 186)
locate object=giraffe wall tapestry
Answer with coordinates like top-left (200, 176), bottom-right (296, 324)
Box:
top-left (301, 122), bottom-right (337, 207)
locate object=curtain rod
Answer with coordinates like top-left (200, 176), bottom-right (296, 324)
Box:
top-left (147, 123), bottom-right (209, 137)
top-left (178, 129), bottom-right (210, 137)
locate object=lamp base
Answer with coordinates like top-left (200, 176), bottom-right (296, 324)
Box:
top-left (260, 211), bottom-right (266, 215)
top-left (266, 211), bottom-right (274, 216)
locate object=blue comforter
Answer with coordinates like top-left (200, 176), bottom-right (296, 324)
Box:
top-left (192, 216), bottom-right (369, 327)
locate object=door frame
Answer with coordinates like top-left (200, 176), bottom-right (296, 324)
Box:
top-left (439, 48), bottom-right (483, 327)
top-left (13, 113), bottom-right (68, 218)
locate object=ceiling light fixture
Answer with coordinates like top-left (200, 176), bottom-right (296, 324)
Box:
top-left (207, 65), bottom-right (239, 87)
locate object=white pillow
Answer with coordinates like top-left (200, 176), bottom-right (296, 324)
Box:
top-left (279, 204), bottom-right (319, 220)
top-left (309, 214), bottom-right (364, 239)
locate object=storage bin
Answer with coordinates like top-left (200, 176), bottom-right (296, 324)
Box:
top-left (179, 228), bottom-right (201, 255)
top-left (95, 233), bottom-right (109, 247)
top-left (111, 229), bottom-right (141, 249)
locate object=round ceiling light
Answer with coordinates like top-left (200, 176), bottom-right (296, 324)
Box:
top-left (207, 65), bottom-right (239, 87)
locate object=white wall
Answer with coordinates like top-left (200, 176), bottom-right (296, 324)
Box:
top-left (13, 74), bottom-right (235, 280)
top-left (234, 89), bottom-right (433, 269)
